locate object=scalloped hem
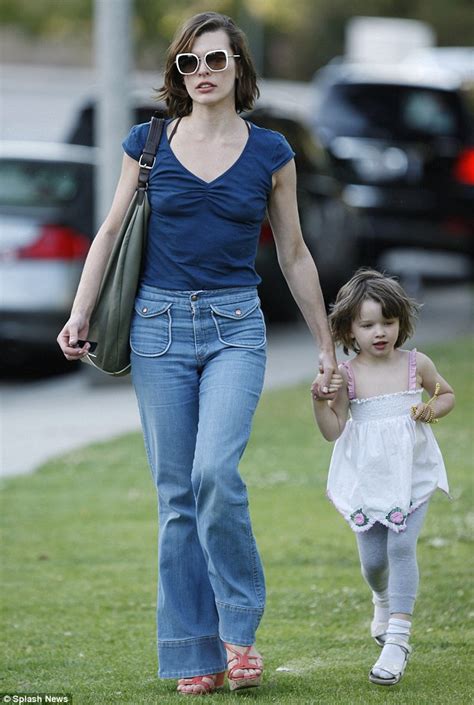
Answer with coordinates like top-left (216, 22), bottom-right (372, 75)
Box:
top-left (326, 489), bottom-right (449, 534)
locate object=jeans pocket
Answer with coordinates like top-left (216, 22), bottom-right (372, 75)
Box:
top-left (210, 298), bottom-right (266, 349)
top-left (130, 298), bottom-right (172, 357)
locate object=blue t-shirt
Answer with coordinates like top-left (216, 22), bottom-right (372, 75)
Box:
top-left (122, 119), bottom-right (295, 290)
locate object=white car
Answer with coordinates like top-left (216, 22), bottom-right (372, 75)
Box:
top-left (0, 141), bottom-right (97, 356)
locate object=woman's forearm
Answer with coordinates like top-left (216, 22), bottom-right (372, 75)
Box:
top-left (71, 153), bottom-right (140, 319)
top-left (70, 226), bottom-right (118, 319)
top-left (279, 243), bottom-right (334, 353)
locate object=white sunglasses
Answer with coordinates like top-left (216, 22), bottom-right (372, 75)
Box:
top-left (175, 49), bottom-right (240, 76)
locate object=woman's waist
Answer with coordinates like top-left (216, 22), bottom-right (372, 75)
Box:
top-left (136, 283), bottom-right (260, 307)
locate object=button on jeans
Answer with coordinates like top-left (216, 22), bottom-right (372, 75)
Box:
top-left (130, 284), bottom-right (266, 679)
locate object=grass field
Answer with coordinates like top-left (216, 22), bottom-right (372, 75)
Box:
top-left (1, 340), bottom-right (473, 704)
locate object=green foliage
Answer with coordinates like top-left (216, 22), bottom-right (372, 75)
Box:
top-left (1, 338), bottom-right (472, 704)
top-left (0, 0), bottom-right (92, 38)
top-left (1, 0), bottom-right (473, 77)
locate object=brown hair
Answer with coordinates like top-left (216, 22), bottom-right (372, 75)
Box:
top-left (157, 12), bottom-right (259, 117)
top-left (329, 268), bottom-right (421, 355)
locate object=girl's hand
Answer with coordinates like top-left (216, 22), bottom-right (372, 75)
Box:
top-left (57, 314), bottom-right (91, 360)
top-left (311, 372), bottom-right (344, 401)
top-left (411, 402), bottom-right (436, 424)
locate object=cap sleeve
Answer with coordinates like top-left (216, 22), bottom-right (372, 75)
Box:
top-left (271, 132), bottom-right (295, 174)
top-left (339, 361), bottom-right (356, 400)
top-left (121, 122), bottom-right (150, 162)
top-left (408, 348), bottom-right (417, 390)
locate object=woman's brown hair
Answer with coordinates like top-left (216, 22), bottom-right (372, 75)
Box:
top-left (329, 268), bottom-right (421, 355)
top-left (158, 12), bottom-right (259, 117)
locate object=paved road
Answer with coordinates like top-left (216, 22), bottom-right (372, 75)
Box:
top-left (1, 284), bottom-right (471, 478)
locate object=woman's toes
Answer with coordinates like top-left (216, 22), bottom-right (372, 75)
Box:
top-left (177, 675), bottom-right (215, 694)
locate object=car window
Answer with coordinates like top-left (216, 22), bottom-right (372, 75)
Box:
top-left (315, 84), bottom-right (468, 140)
top-left (402, 92), bottom-right (457, 134)
top-left (67, 103), bottom-right (167, 146)
top-left (0, 160), bottom-right (81, 207)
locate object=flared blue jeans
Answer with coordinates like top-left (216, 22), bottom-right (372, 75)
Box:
top-left (130, 285), bottom-right (266, 678)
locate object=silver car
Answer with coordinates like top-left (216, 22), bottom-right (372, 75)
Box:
top-left (0, 141), bottom-right (96, 354)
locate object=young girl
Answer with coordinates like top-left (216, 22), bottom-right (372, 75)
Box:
top-left (312, 268), bottom-right (455, 687)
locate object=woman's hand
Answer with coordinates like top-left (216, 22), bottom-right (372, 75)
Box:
top-left (311, 369), bottom-right (348, 441)
top-left (312, 350), bottom-right (338, 399)
top-left (311, 371), bottom-right (343, 401)
top-left (317, 349), bottom-right (337, 394)
top-left (57, 314), bottom-right (91, 360)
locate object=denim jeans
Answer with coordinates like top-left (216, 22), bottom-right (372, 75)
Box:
top-left (130, 284), bottom-right (266, 679)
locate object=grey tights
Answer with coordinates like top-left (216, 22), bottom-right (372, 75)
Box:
top-left (356, 502), bottom-right (429, 615)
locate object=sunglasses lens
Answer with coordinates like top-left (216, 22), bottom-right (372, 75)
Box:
top-left (206, 51), bottom-right (227, 71)
top-left (177, 54), bottom-right (198, 74)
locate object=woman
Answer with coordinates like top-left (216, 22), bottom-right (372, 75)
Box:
top-left (58, 11), bottom-right (336, 696)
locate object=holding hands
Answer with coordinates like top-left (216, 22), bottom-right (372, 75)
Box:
top-left (311, 370), bottom-right (344, 401)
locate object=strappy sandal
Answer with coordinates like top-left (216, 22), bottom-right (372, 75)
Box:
top-left (369, 636), bottom-right (412, 686)
top-left (177, 671), bottom-right (226, 696)
top-left (224, 643), bottom-right (263, 691)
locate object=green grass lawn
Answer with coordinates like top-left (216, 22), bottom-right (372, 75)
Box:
top-left (1, 339), bottom-right (473, 704)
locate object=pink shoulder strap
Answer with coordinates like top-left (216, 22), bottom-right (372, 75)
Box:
top-left (340, 361), bottom-right (356, 400)
top-left (408, 349), bottom-right (417, 390)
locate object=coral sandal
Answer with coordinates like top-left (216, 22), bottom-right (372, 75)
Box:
top-left (177, 672), bottom-right (226, 695)
top-left (224, 643), bottom-right (263, 691)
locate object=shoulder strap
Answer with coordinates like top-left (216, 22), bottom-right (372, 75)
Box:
top-left (168, 117), bottom-right (182, 145)
top-left (137, 116), bottom-right (165, 199)
top-left (340, 360), bottom-right (356, 400)
top-left (408, 349), bottom-right (417, 390)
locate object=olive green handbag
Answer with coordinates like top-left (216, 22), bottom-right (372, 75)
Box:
top-left (83, 116), bottom-right (164, 376)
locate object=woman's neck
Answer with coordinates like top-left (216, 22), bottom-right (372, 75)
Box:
top-left (184, 101), bottom-right (242, 138)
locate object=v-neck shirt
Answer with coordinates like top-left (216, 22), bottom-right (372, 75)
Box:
top-left (122, 119), bottom-right (295, 290)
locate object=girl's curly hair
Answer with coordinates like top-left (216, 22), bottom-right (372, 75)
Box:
top-left (329, 268), bottom-right (421, 355)
top-left (157, 12), bottom-right (259, 117)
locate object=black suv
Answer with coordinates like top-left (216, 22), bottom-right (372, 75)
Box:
top-left (311, 64), bottom-right (474, 272)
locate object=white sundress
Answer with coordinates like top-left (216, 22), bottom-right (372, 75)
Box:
top-left (327, 349), bottom-right (449, 533)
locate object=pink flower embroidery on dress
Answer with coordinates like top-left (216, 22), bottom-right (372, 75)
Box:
top-left (386, 508), bottom-right (406, 525)
top-left (351, 509), bottom-right (369, 527)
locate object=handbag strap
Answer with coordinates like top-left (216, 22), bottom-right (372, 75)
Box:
top-left (137, 115), bottom-right (165, 197)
